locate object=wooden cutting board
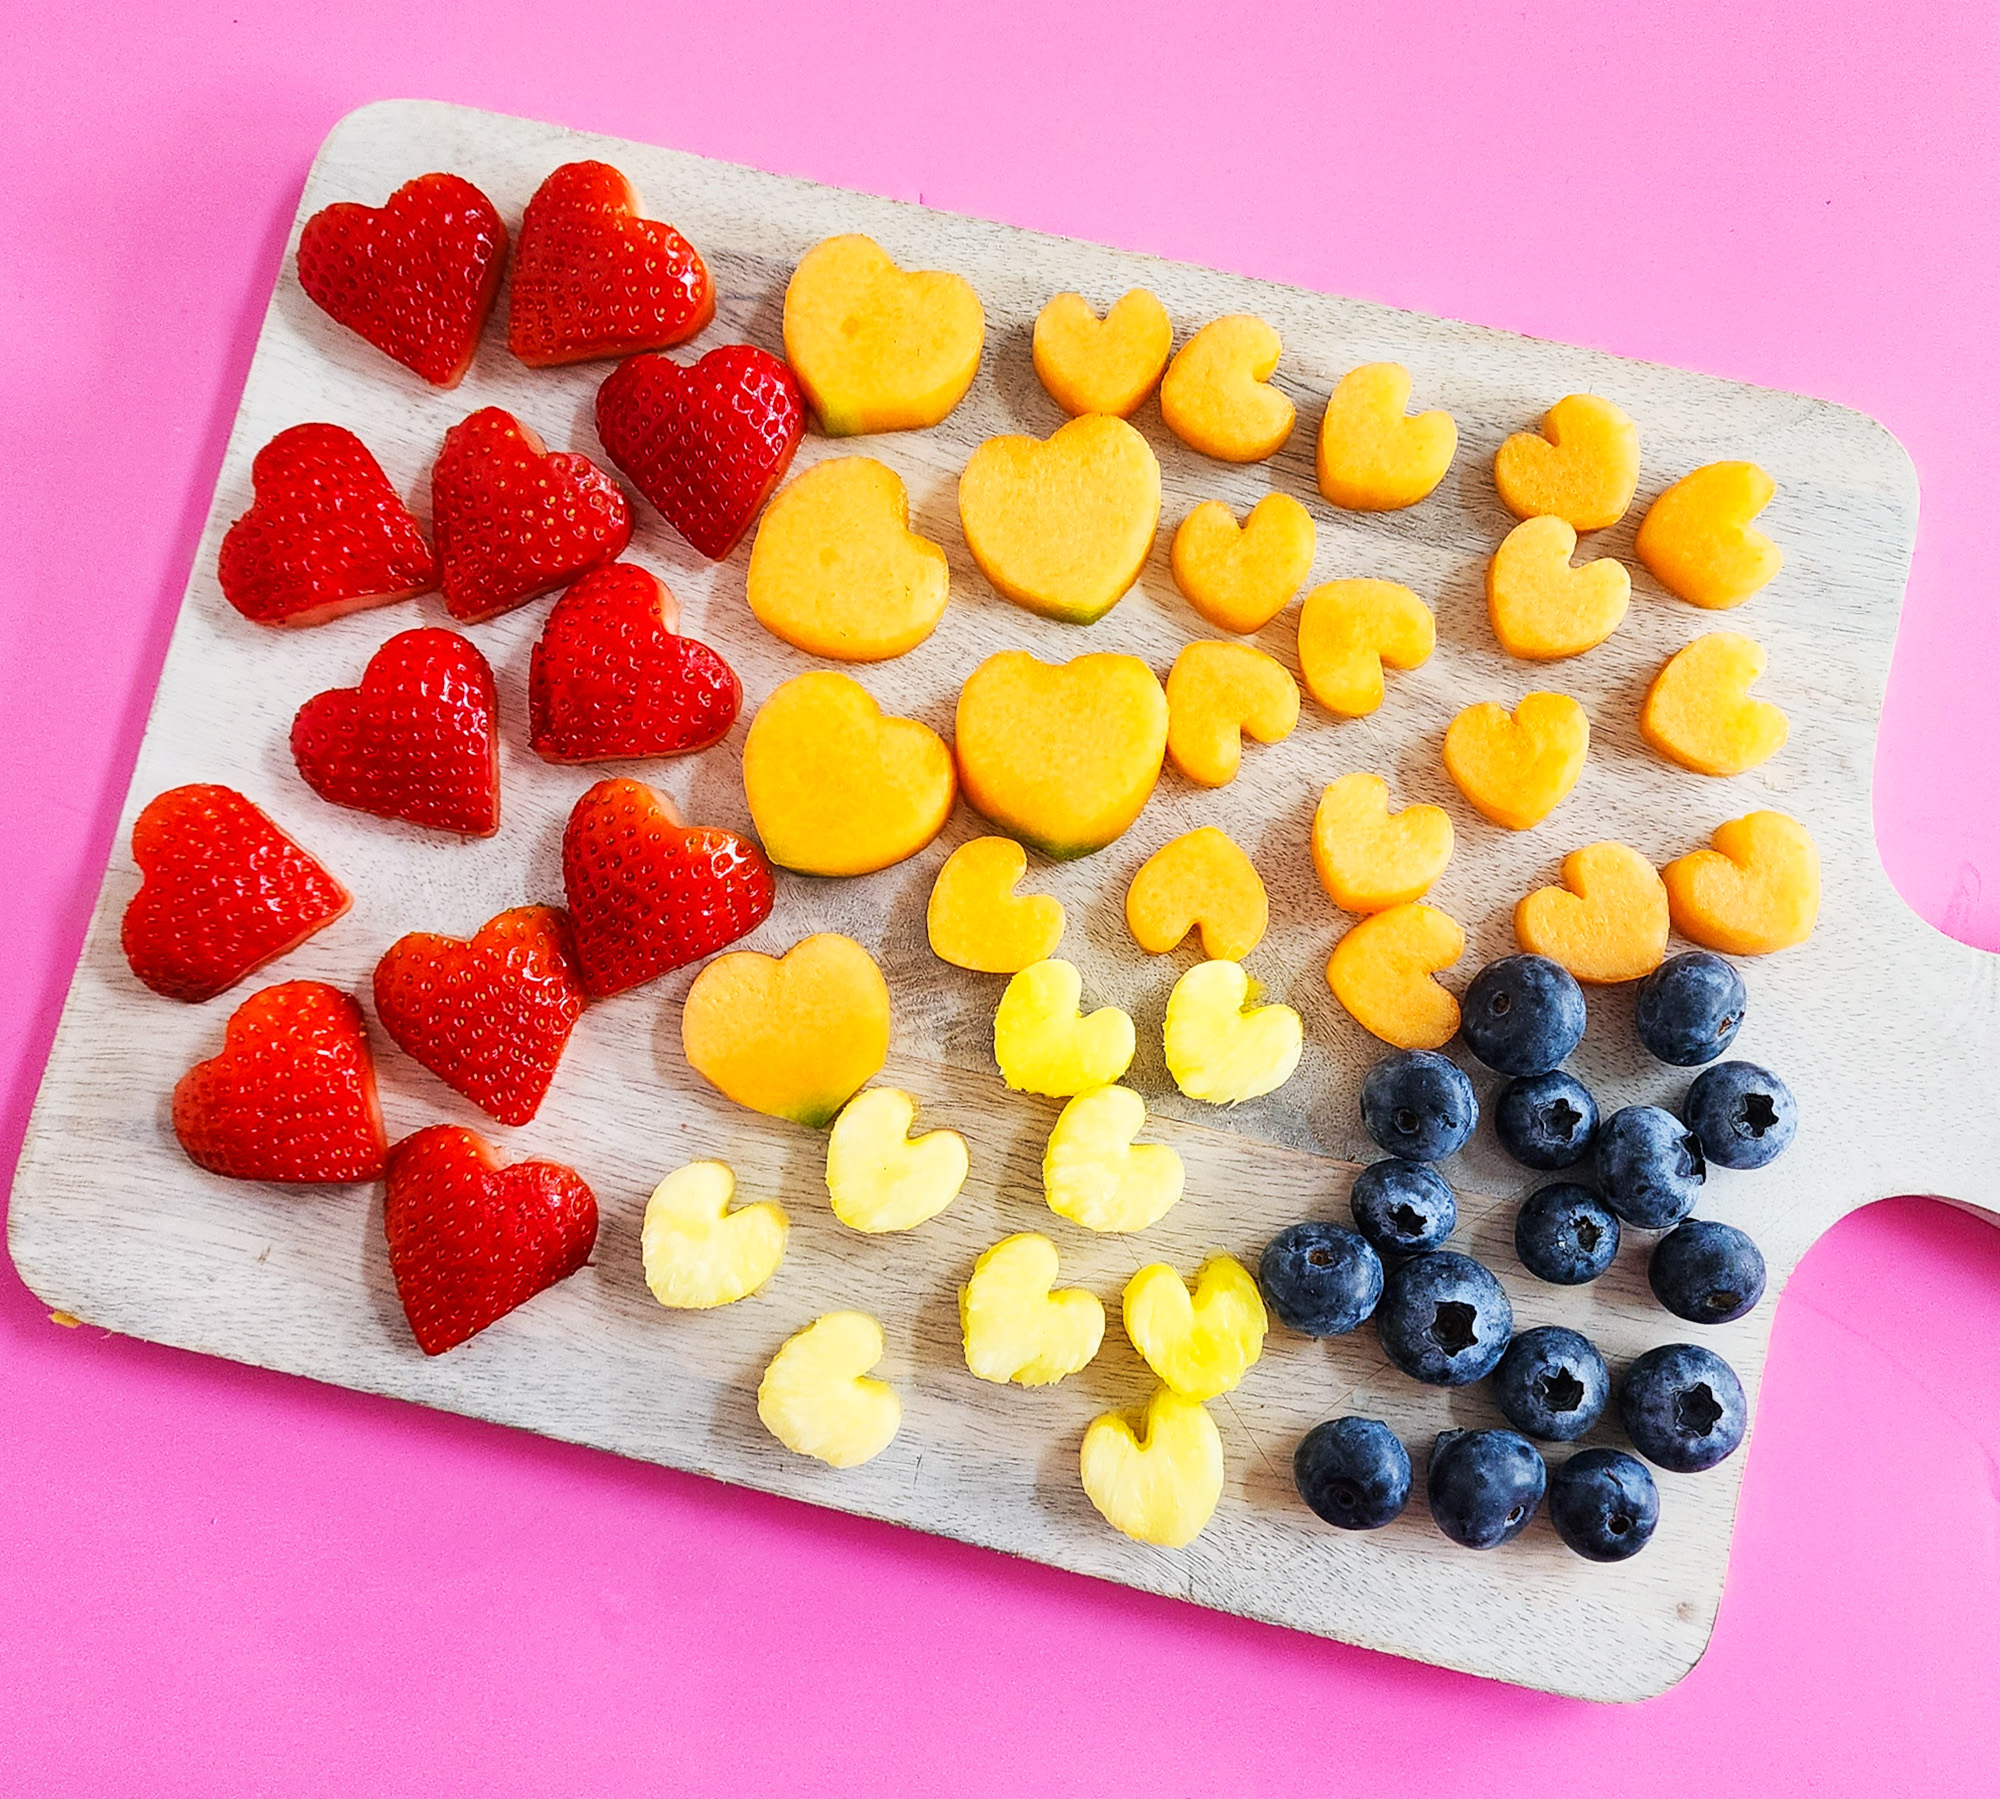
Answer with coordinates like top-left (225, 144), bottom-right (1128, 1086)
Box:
top-left (11, 98), bottom-right (1994, 1703)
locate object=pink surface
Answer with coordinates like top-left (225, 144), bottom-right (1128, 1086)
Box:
top-left (4, 0), bottom-right (1999, 1787)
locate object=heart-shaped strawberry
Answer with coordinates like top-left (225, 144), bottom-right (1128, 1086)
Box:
top-left (173, 981), bottom-right (387, 1182)
top-left (508, 160), bottom-right (714, 368)
top-left (432, 408), bottom-right (633, 623)
top-left (123, 785), bottom-right (350, 1002)
top-left (290, 628), bottom-right (500, 836)
top-left (296, 172), bottom-right (508, 387)
top-left (594, 345), bottom-right (805, 560)
top-left (528, 563), bottom-right (740, 763)
top-left (385, 1124), bottom-right (598, 1355)
top-left (562, 777), bottom-right (774, 998)
top-left (373, 906), bottom-right (588, 1126)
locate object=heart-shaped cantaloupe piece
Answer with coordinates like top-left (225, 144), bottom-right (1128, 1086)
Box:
top-left (1641, 632), bottom-right (1789, 776)
top-left (1044, 1085), bottom-right (1185, 1233)
top-left (1163, 960), bottom-right (1302, 1104)
top-left (1635, 461), bottom-right (1783, 610)
top-left (1514, 841), bottom-right (1670, 984)
top-left (926, 836), bottom-right (1065, 973)
top-left (641, 1161), bottom-right (789, 1309)
top-left (824, 1087), bottom-right (968, 1233)
top-left (1663, 811), bottom-right (1820, 955)
top-left (1122, 1255), bottom-right (1268, 1400)
top-left (1159, 314), bottom-right (1295, 462)
top-left (1486, 515), bottom-right (1631, 660)
top-left (757, 1310), bottom-right (901, 1468)
top-left (1493, 393), bottom-right (1640, 532)
top-left (1443, 692), bottom-right (1589, 831)
top-left (1316, 363), bottom-right (1457, 511)
top-left (1125, 826), bottom-right (1268, 960)
top-left (1295, 579), bottom-right (1435, 717)
top-left (960, 1232), bottom-right (1105, 1387)
top-left (1326, 901), bottom-right (1464, 1049)
top-left (1164, 640), bottom-right (1299, 788)
top-left (1032, 289), bottom-right (1172, 418)
top-left (1169, 494), bottom-right (1315, 635)
top-left (994, 958), bottom-right (1134, 1097)
top-left (1311, 772), bottom-right (1454, 913)
top-left (1079, 1386), bottom-right (1224, 1547)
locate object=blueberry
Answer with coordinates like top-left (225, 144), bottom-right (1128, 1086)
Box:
top-left (1635, 952), bottom-right (1746, 1066)
top-left (1259, 1223), bottom-right (1384, 1336)
top-left (1490, 1325), bottom-right (1610, 1441)
top-left (1359, 1050), bottom-right (1477, 1162)
top-left (1494, 1070), bottom-right (1599, 1170)
top-left (1426, 1429), bottom-right (1547, 1549)
top-left (1684, 1061), bottom-right (1797, 1170)
top-left (1459, 955), bottom-right (1588, 1077)
top-left (1619, 1342), bottom-right (1747, 1472)
top-left (1375, 1251), bottom-right (1513, 1385)
top-left (1349, 1160), bottom-right (1457, 1256)
top-left (1547, 1449), bottom-right (1660, 1562)
top-left (1293, 1417), bottom-right (1412, 1530)
top-left (1596, 1105), bottom-right (1705, 1229)
top-left (1514, 1182), bottom-right (1621, 1284)
top-left (1649, 1219), bottom-right (1767, 1324)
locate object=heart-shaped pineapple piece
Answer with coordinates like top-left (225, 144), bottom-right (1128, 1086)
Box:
top-left (1311, 772), bottom-right (1454, 913)
top-left (1125, 827), bottom-right (1268, 961)
top-left (1123, 1255), bottom-right (1268, 1400)
top-left (1663, 811), bottom-right (1820, 955)
top-left (1163, 960), bottom-right (1302, 1104)
top-left (1641, 632), bottom-right (1789, 776)
top-left (1443, 693), bottom-right (1589, 831)
top-left (927, 836), bottom-right (1065, 973)
top-left (1159, 314), bottom-right (1295, 462)
top-left (1170, 494), bottom-right (1316, 635)
top-left (757, 1311), bottom-right (901, 1468)
top-left (1044, 1086), bottom-right (1184, 1233)
top-left (1033, 289), bottom-right (1172, 418)
top-left (1636, 461), bottom-right (1783, 609)
top-left (960, 1232), bottom-right (1105, 1387)
top-left (641, 1161), bottom-right (789, 1308)
top-left (1079, 1386), bottom-right (1224, 1547)
top-left (1487, 516), bottom-right (1631, 660)
top-left (1326, 902), bottom-right (1464, 1049)
top-left (825, 1088), bottom-right (968, 1233)
top-left (1515, 841), bottom-right (1669, 984)
top-left (1164, 641), bottom-right (1299, 788)
top-left (1296, 579), bottom-right (1435, 717)
top-left (1493, 393), bottom-right (1640, 531)
top-left (1316, 363), bottom-right (1456, 511)
top-left (994, 959), bottom-right (1134, 1097)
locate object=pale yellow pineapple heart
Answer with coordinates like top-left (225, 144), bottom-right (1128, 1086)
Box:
top-left (825, 1088), bottom-right (968, 1233)
top-left (960, 1233), bottom-right (1105, 1386)
top-left (994, 958), bottom-right (1135, 1097)
top-left (640, 1161), bottom-right (788, 1309)
top-left (1043, 1085), bottom-right (1185, 1233)
top-left (1079, 1386), bottom-right (1225, 1547)
top-left (1122, 1255), bottom-right (1268, 1400)
top-left (1162, 960), bottom-right (1302, 1104)
top-left (757, 1311), bottom-right (901, 1469)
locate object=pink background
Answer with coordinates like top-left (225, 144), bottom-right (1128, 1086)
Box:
top-left (5, 0), bottom-right (2000, 1788)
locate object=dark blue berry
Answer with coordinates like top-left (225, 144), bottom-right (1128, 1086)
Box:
top-left (1350, 1160), bottom-right (1456, 1256)
top-left (1375, 1251), bottom-right (1513, 1385)
top-left (1426, 1428), bottom-right (1546, 1549)
top-left (1619, 1342), bottom-right (1747, 1472)
top-left (1515, 1182), bottom-right (1621, 1284)
top-left (1294, 1417), bottom-right (1411, 1530)
top-left (1548, 1449), bottom-right (1660, 1562)
top-left (1359, 1050), bottom-right (1477, 1162)
top-left (1259, 1223), bottom-right (1384, 1336)
top-left (1494, 1070), bottom-right (1599, 1170)
top-left (1684, 1060), bottom-right (1797, 1170)
top-left (1459, 954), bottom-right (1588, 1076)
top-left (1490, 1325), bottom-right (1610, 1441)
top-left (1596, 1105), bottom-right (1705, 1229)
top-left (1634, 952), bottom-right (1746, 1066)
top-left (1649, 1219), bottom-right (1766, 1324)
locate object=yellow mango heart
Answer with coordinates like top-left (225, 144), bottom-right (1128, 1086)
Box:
top-left (641, 1161), bottom-right (789, 1309)
top-left (783, 234), bottom-right (984, 436)
top-left (742, 670), bottom-right (956, 876)
top-left (1163, 960), bottom-right (1302, 1104)
top-left (1079, 1386), bottom-right (1224, 1548)
top-left (994, 958), bottom-right (1135, 1097)
top-left (1636, 461), bottom-right (1783, 609)
top-left (1123, 1255), bottom-right (1268, 1400)
top-left (1663, 811), bottom-right (1820, 955)
top-left (681, 933), bottom-right (890, 1128)
top-left (1487, 515), bottom-right (1631, 660)
top-left (1493, 393), bottom-right (1640, 531)
top-left (1164, 640), bottom-right (1299, 787)
top-left (955, 650), bottom-right (1168, 858)
top-left (1295, 579), bottom-right (1435, 717)
top-left (1044, 1085), bottom-right (1185, 1233)
top-left (745, 457), bottom-right (949, 660)
top-left (958, 415), bottom-right (1161, 624)
top-left (757, 1311), bottom-right (901, 1468)
top-left (1311, 772), bottom-right (1454, 913)
top-left (1125, 826), bottom-right (1268, 960)
top-left (1032, 289), bottom-right (1173, 418)
top-left (1641, 632), bottom-right (1789, 776)
top-left (1169, 494), bottom-right (1316, 635)
top-left (927, 836), bottom-right (1065, 973)
top-left (1326, 902), bottom-right (1464, 1049)
top-left (1443, 692), bottom-right (1589, 831)
top-left (1514, 841), bottom-right (1670, 984)
top-left (1316, 363), bottom-right (1457, 511)
top-left (960, 1232), bottom-right (1105, 1387)
top-left (824, 1087), bottom-right (968, 1232)
top-left (1159, 314), bottom-right (1295, 462)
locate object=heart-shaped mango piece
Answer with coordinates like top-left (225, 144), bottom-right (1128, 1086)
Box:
top-left (1125, 826), bottom-right (1268, 960)
top-left (742, 670), bottom-right (955, 876)
top-left (1443, 692), bottom-right (1589, 831)
top-left (1663, 811), bottom-right (1820, 955)
top-left (958, 415), bottom-right (1161, 624)
top-left (1044, 1085), bottom-right (1185, 1233)
top-left (783, 234), bottom-right (983, 436)
top-left (927, 836), bottom-right (1065, 973)
top-left (1079, 1386), bottom-right (1224, 1547)
top-left (746, 457), bottom-right (949, 660)
top-left (1311, 772), bottom-right (1454, 913)
top-left (1159, 314), bottom-right (1295, 462)
top-left (1165, 641), bottom-right (1299, 787)
top-left (960, 1232), bottom-right (1105, 1387)
top-left (641, 1161), bottom-right (789, 1309)
top-left (1033, 289), bottom-right (1172, 418)
top-left (1326, 902), bottom-right (1464, 1049)
top-left (1514, 841), bottom-right (1670, 984)
top-left (1316, 363), bottom-right (1457, 511)
top-left (1641, 632), bottom-right (1789, 776)
top-left (757, 1310), bottom-right (901, 1468)
top-left (1487, 515), bottom-right (1631, 660)
top-left (1170, 494), bottom-right (1315, 635)
top-left (1493, 393), bottom-right (1640, 531)
top-left (994, 958), bottom-right (1134, 1097)
top-left (825, 1087), bottom-right (968, 1232)
top-left (681, 933), bottom-right (890, 1128)
top-left (1296, 579), bottom-right (1435, 717)
top-left (1163, 960), bottom-right (1302, 1104)
top-left (955, 651), bottom-right (1168, 858)
top-left (1636, 461), bottom-right (1783, 609)
top-left (1123, 1255), bottom-right (1268, 1400)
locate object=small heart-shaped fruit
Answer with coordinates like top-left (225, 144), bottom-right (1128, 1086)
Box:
top-left (994, 959), bottom-right (1134, 1097)
top-left (1044, 1085), bottom-right (1184, 1233)
top-left (1487, 516), bottom-right (1631, 660)
top-left (1641, 632), bottom-right (1789, 776)
top-left (1163, 960), bottom-right (1302, 1104)
top-left (1079, 1386), bottom-right (1224, 1547)
top-left (1295, 579), bottom-right (1435, 717)
top-left (1514, 841), bottom-right (1670, 984)
top-left (384, 1124), bottom-right (597, 1356)
top-left (681, 934), bottom-right (891, 1127)
top-left (172, 981), bottom-right (386, 1183)
top-left (1443, 692), bottom-right (1589, 831)
top-left (757, 1310), bottom-right (901, 1467)
top-left (1493, 394), bottom-right (1640, 531)
top-left (825, 1088), bottom-right (969, 1232)
top-left (1170, 494), bottom-right (1315, 635)
top-left (783, 234), bottom-right (984, 435)
top-left (508, 160), bottom-right (712, 367)
top-left (927, 836), bottom-right (1065, 973)
top-left (1311, 773), bottom-right (1454, 914)
top-left (1636, 462), bottom-right (1783, 609)
top-left (1316, 363), bottom-right (1456, 511)
top-left (1159, 314), bottom-right (1295, 462)
top-left (959, 415), bottom-right (1161, 625)
top-left (1125, 827), bottom-right (1268, 960)
top-left (746, 457), bottom-right (949, 660)
top-left (1032, 289), bottom-right (1172, 418)
top-left (1663, 811), bottom-right (1819, 955)
top-left (641, 1161), bottom-right (788, 1309)
top-left (955, 651), bottom-right (1168, 859)
top-left (1326, 902), bottom-right (1464, 1049)
top-left (1164, 641), bottom-right (1299, 788)
top-left (960, 1233), bottom-right (1105, 1387)
top-left (742, 671), bottom-right (956, 876)
top-left (1123, 1255), bottom-right (1268, 1400)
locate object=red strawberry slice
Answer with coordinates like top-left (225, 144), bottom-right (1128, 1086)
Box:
top-left (218, 424), bottom-right (435, 628)
top-left (173, 981), bottom-right (387, 1183)
top-left (123, 785), bottom-right (350, 1002)
top-left (384, 1124), bottom-right (597, 1356)
top-left (562, 777), bottom-right (774, 998)
top-left (528, 563), bottom-right (741, 764)
top-left (296, 172), bottom-right (508, 387)
top-left (508, 161), bottom-right (714, 368)
top-left (594, 344), bottom-right (805, 560)
top-left (291, 628), bottom-right (500, 836)
top-left (432, 408), bottom-right (633, 623)
top-left (373, 907), bottom-right (588, 1126)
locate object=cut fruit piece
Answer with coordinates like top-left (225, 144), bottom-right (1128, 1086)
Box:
top-left (1079, 1386), bottom-right (1225, 1547)
top-left (1163, 960), bottom-right (1302, 1104)
top-left (1635, 461), bottom-right (1782, 610)
top-left (1032, 289), bottom-right (1172, 418)
top-left (1158, 314), bottom-right (1294, 462)
top-left (994, 959), bottom-right (1134, 1097)
top-left (1295, 579), bottom-right (1435, 717)
top-left (960, 1233), bottom-right (1105, 1387)
top-left (1164, 641), bottom-right (1299, 788)
top-left (825, 1089), bottom-right (968, 1233)
top-left (1169, 494), bottom-right (1315, 635)
top-left (1125, 827), bottom-right (1268, 961)
top-left (1315, 363), bottom-right (1456, 511)
top-left (1443, 693), bottom-right (1589, 832)
top-left (1122, 1255), bottom-right (1268, 1399)
top-left (1515, 841), bottom-right (1671, 984)
top-left (926, 836), bottom-right (1065, 973)
top-left (1493, 394), bottom-right (1640, 532)
top-left (757, 1311), bottom-right (901, 1468)
top-left (1326, 902), bottom-right (1465, 1050)
top-left (1662, 811), bottom-right (1819, 956)
top-left (641, 1161), bottom-right (788, 1308)
top-left (1043, 1086), bottom-right (1184, 1233)
top-left (1311, 772), bottom-right (1454, 914)
top-left (1486, 515), bottom-right (1630, 660)
top-left (1641, 632), bottom-right (1789, 776)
